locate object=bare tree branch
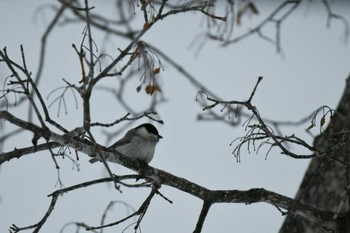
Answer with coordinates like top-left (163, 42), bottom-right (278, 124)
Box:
top-left (0, 109), bottom-right (342, 232)
top-left (2, 1), bottom-right (350, 233)
top-left (193, 201), bottom-right (212, 233)
top-left (214, 1), bottom-right (301, 53)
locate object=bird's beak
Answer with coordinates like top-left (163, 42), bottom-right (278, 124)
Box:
top-left (158, 135), bottom-right (163, 139)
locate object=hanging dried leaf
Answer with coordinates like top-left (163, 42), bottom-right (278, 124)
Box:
top-left (136, 85), bottom-right (142, 93)
top-left (248, 2), bottom-right (259, 15)
top-left (306, 123), bottom-right (315, 131)
top-left (143, 22), bottom-right (150, 30)
top-left (145, 84), bottom-right (154, 95)
top-left (320, 116), bottom-right (326, 127)
top-left (153, 67), bottom-right (160, 75)
top-left (237, 2), bottom-right (259, 26)
top-left (153, 85), bottom-right (161, 92)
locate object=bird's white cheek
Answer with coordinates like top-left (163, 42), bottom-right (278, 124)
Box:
top-left (137, 127), bottom-right (149, 138)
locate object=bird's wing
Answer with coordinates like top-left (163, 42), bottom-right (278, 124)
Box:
top-left (109, 131), bottom-right (133, 149)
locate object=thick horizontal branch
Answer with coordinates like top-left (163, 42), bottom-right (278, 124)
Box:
top-left (0, 142), bottom-right (61, 164)
top-left (0, 110), bottom-right (338, 231)
top-left (0, 111), bottom-right (50, 139)
top-left (140, 167), bottom-right (336, 227)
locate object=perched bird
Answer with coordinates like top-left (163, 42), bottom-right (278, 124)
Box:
top-left (89, 123), bottom-right (162, 164)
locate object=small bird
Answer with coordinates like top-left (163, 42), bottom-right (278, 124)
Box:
top-left (89, 123), bottom-right (162, 164)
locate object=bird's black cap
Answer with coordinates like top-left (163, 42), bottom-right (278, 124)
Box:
top-left (138, 123), bottom-right (163, 139)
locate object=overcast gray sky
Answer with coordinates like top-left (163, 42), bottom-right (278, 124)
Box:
top-left (1, 1), bottom-right (350, 233)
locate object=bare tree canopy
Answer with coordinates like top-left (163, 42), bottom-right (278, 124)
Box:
top-left (1, 1), bottom-right (350, 233)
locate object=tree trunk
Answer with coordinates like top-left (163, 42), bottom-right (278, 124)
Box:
top-left (279, 75), bottom-right (350, 233)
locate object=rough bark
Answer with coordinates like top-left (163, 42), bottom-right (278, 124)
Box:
top-left (279, 75), bottom-right (350, 233)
